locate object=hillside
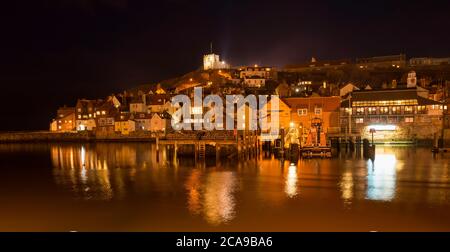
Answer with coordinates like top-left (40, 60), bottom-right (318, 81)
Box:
top-left (127, 68), bottom-right (236, 95)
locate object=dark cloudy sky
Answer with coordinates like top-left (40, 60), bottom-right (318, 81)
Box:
top-left (1, 0), bottom-right (450, 130)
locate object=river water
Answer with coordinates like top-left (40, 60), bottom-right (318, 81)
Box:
top-left (0, 143), bottom-right (449, 231)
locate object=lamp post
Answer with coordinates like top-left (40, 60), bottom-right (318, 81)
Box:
top-left (370, 128), bottom-right (375, 145)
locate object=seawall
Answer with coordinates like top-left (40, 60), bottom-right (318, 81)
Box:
top-left (0, 131), bottom-right (156, 143)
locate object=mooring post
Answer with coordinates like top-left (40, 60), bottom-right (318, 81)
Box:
top-left (216, 144), bottom-right (220, 164)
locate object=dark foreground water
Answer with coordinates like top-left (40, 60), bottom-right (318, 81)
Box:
top-left (0, 143), bottom-right (449, 231)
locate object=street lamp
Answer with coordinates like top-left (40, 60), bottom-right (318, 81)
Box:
top-left (369, 128), bottom-right (376, 145)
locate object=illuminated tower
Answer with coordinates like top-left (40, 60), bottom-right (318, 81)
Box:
top-left (203, 43), bottom-right (230, 70)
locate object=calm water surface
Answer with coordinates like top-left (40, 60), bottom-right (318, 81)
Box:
top-left (0, 143), bottom-right (450, 231)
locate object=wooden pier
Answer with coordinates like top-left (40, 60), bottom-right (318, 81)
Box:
top-left (156, 131), bottom-right (259, 160)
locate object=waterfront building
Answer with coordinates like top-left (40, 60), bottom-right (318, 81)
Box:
top-left (114, 113), bottom-right (136, 135)
top-left (283, 96), bottom-right (341, 138)
top-left (75, 99), bottom-right (101, 131)
top-left (94, 98), bottom-right (120, 136)
top-left (133, 112), bottom-right (152, 131)
top-left (340, 86), bottom-right (444, 142)
top-left (150, 113), bottom-right (171, 132)
top-left (50, 106), bottom-right (76, 132)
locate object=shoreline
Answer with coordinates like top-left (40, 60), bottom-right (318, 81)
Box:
top-left (0, 131), bottom-right (156, 143)
top-left (0, 131), bottom-right (436, 146)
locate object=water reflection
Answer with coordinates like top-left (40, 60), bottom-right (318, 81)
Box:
top-left (51, 143), bottom-right (164, 200)
top-left (39, 143), bottom-right (450, 230)
top-left (285, 163), bottom-right (298, 198)
top-left (185, 169), bottom-right (239, 225)
top-left (366, 153), bottom-right (397, 201)
top-left (340, 172), bottom-right (354, 203)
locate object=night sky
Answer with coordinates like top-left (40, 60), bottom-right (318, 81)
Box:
top-left (1, 0), bottom-right (450, 130)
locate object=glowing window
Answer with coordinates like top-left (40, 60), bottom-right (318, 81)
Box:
top-left (314, 107), bottom-right (322, 115)
top-left (297, 108), bottom-right (308, 116)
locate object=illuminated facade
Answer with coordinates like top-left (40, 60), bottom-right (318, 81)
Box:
top-left (284, 96), bottom-right (341, 139)
top-left (239, 66), bottom-right (273, 88)
top-left (203, 53), bottom-right (229, 70)
top-left (50, 106), bottom-right (76, 132)
top-left (341, 87), bottom-right (445, 142)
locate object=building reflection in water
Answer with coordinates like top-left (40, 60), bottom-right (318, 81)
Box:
top-left (366, 152), bottom-right (397, 201)
top-left (285, 163), bottom-right (298, 198)
top-left (185, 169), bottom-right (239, 225)
top-left (52, 144), bottom-right (115, 200)
top-left (50, 143), bottom-right (163, 200)
top-left (340, 171), bottom-right (354, 204)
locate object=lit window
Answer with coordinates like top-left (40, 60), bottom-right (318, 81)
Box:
top-left (391, 106), bottom-right (401, 114)
top-left (380, 107), bottom-right (389, 114)
top-left (405, 117), bottom-right (414, 123)
top-left (314, 107), bottom-right (322, 115)
top-left (101, 111), bottom-right (106, 115)
top-left (356, 118), bottom-right (364, 124)
top-left (367, 107), bottom-right (377, 114)
top-left (404, 106), bottom-right (414, 114)
top-left (356, 107), bottom-right (365, 115)
top-left (96, 111), bottom-right (100, 115)
top-left (297, 108), bottom-right (308, 116)
top-left (417, 106), bottom-right (426, 113)
top-left (78, 115), bottom-right (81, 119)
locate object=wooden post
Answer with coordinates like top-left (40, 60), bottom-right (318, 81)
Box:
top-left (216, 144), bottom-right (220, 164)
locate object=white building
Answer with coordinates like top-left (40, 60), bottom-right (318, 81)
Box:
top-left (203, 53), bottom-right (229, 70)
top-left (239, 66), bottom-right (273, 88)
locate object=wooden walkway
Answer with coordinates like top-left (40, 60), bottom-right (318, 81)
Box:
top-left (156, 131), bottom-right (259, 159)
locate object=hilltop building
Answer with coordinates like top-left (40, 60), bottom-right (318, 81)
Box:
top-left (284, 58), bottom-right (351, 72)
top-left (239, 65), bottom-right (274, 88)
top-left (410, 57), bottom-right (450, 66)
top-left (203, 53), bottom-right (229, 70)
top-left (356, 54), bottom-right (406, 69)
